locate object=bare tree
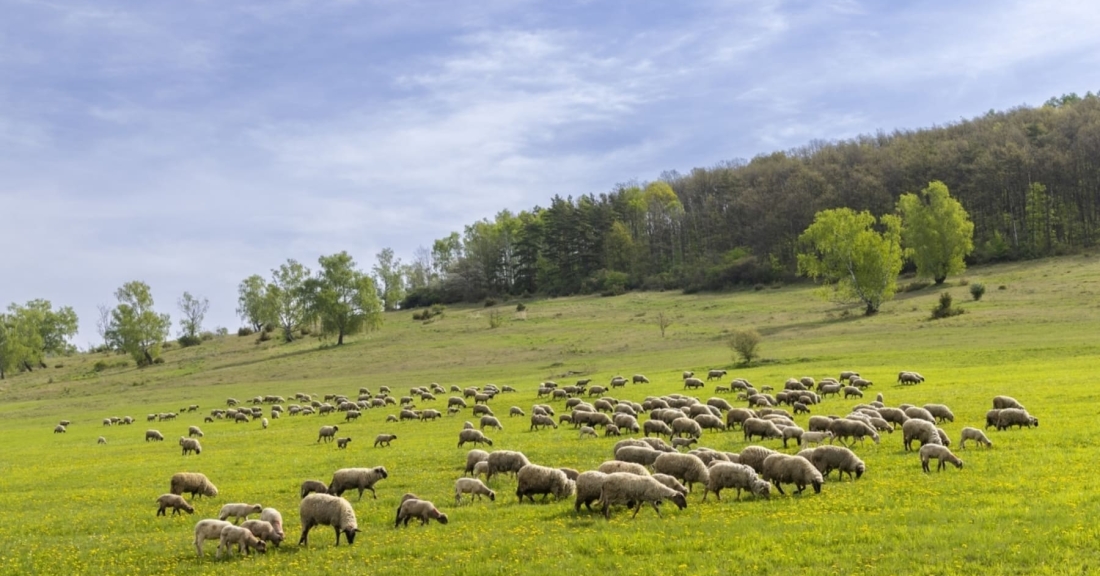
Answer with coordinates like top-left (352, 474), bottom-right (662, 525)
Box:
top-left (96, 304), bottom-right (112, 350)
top-left (178, 292), bottom-right (210, 341)
top-left (657, 312), bottom-right (672, 338)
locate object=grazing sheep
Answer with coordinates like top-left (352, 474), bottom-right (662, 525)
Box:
top-left (328, 467), bottom-right (389, 500)
top-left (877, 407), bottom-right (909, 429)
top-left (609, 376), bottom-right (628, 388)
top-left (693, 414), bottom-right (727, 432)
top-left (219, 503), bottom-right (263, 524)
top-left (317, 425), bottom-right (339, 443)
top-left (902, 419), bottom-right (942, 452)
top-left (639, 437), bottom-right (675, 452)
top-left (455, 478), bottom-right (496, 504)
top-left (995, 408), bottom-right (1039, 430)
top-left (684, 377), bottom-right (706, 390)
top-left (97, 436), bottom-right (106, 444)
top-left (337, 437), bottom-right (353, 449)
top-left (806, 445), bottom-right (866, 481)
top-left (486, 451), bottom-right (530, 480)
top-left (652, 452), bottom-right (710, 492)
top-left (828, 419), bottom-right (880, 446)
top-left (509, 406), bottom-right (525, 417)
top-left (261, 417), bottom-right (269, 429)
top-left (923, 404), bottom-right (955, 423)
top-left (516, 465), bottom-right (577, 503)
top-left (643, 419), bottom-right (673, 438)
top-left (905, 407), bottom-right (936, 423)
top-left (193, 519), bottom-right (233, 558)
top-left (800, 431), bottom-right (833, 447)
top-left (597, 460), bottom-right (650, 476)
top-left (984, 409), bottom-right (1002, 429)
top-left (671, 417), bottom-right (703, 439)
top-left (530, 414), bottom-right (558, 431)
top-left (633, 374), bottom-right (650, 384)
top-left (651, 473), bottom-right (689, 496)
top-left (850, 378), bottom-right (873, 389)
top-left (479, 416), bottom-right (503, 431)
top-left (682, 371), bottom-right (695, 380)
top-left (156, 494), bottom-right (195, 516)
top-left (793, 402), bottom-right (810, 415)
top-left (457, 429), bottom-right (494, 448)
top-left (300, 480), bottom-right (328, 499)
top-left (579, 426), bottom-right (598, 439)
top-left (187, 426), bottom-right (204, 438)
top-left (299, 493), bottom-right (360, 546)
top-left (762, 453), bottom-right (824, 495)
top-left (703, 462), bottom-right (771, 501)
top-left (560, 468), bottom-right (580, 481)
top-left (240, 519), bottom-right (283, 548)
top-left (743, 418), bottom-right (783, 442)
top-left (53, 424), bottom-right (66, 434)
top-left (464, 450), bottom-right (490, 475)
top-left (374, 434), bottom-right (397, 448)
top-left (179, 437), bottom-right (202, 455)
top-left (463, 421), bottom-right (474, 430)
top-left (170, 472), bottom-right (219, 499)
top-left (472, 461), bottom-right (489, 478)
top-left (615, 445), bottom-right (662, 467)
top-left (574, 471), bottom-right (609, 512)
top-left (706, 369), bottom-right (727, 381)
top-left (843, 386), bottom-right (864, 399)
top-left (260, 508), bottom-right (284, 541)
top-left (725, 408), bottom-right (756, 430)
top-left (737, 446), bottom-right (779, 474)
top-left (920, 444), bottom-right (964, 473)
top-left (993, 396), bottom-right (1025, 410)
top-left (959, 427), bottom-right (993, 449)
top-left (145, 429), bottom-right (165, 442)
top-left (599, 472), bottom-right (688, 519)
top-left (395, 498), bottom-right (449, 527)
top-left (671, 437), bottom-right (697, 450)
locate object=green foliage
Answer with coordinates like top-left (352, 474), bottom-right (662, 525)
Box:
top-left (176, 335), bottom-right (202, 348)
top-left (797, 208), bottom-right (905, 315)
top-left (728, 328), bottom-right (762, 364)
top-left (898, 181), bottom-right (975, 284)
top-left (484, 298), bottom-right (498, 307)
top-left (411, 304), bottom-right (445, 322)
top-left (265, 259), bottom-right (311, 343)
top-left (237, 326), bottom-right (254, 337)
top-left (515, 302), bottom-right (527, 312)
top-left (309, 251), bottom-right (384, 345)
top-left (176, 291), bottom-right (209, 340)
top-left (899, 280), bottom-right (932, 293)
top-left (373, 248), bottom-right (406, 312)
top-left (970, 283), bottom-right (986, 301)
top-left (0, 300), bottom-right (79, 378)
top-left (930, 291), bottom-right (965, 319)
top-left (236, 274), bottom-right (272, 332)
top-left (105, 281), bottom-right (171, 366)
top-left (487, 310), bottom-right (505, 329)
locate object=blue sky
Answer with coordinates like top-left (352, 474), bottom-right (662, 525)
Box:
top-left (2, 0), bottom-right (1098, 345)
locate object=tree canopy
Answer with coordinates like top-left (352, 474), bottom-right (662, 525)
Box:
top-left (309, 252), bottom-right (383, 345)
top-left (897, 181), bottom-right (975, 283)
top-left (105, 281), bottom-right (171, 365)
top-left (236, 275), bottom-right (270, 332)
top-left (265, 260), bottom-right (311, 343)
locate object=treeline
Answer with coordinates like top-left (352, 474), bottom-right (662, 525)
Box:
top-left (391, 92), bottom-right (1100, 307)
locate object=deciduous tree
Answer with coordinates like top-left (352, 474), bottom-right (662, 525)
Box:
top-left (308, 252), bottom-right (383, 345)
top-left (897, 181), bottom-right (975, 284)
top-left (105, 281), bottom-right (171, 365)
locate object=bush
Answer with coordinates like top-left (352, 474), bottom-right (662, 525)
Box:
top-left (412, 304), bottom-right (445, 321)
top-left (257, 331), bottom-right (272, 342)
top-left (930, 291), bottom-right (965, 319)
top-left (728, 329), bottom-right (762, 365)
top-left (177, 335), bottom-right (202, 348)
top-left (484, 298), bottom-right (498, 307)
top-left (200, 332), bottom-right (215, 341)
top-left (152, 357), bottom-right (166, 365)
top-left (93, 360), bottom-right (109, 372)
top-left (515, 302), bottom-right (527, 312)
top-left (263, 323), bottom-right (276, 333)
top-left (215, 327), bottom-right (229, 336)
top-left (488, 310), bottom-right (505, 329)
top-left (237, 327), bottom-right (255, 337)
top-left (970, 283), bottom-right (986, 301)
top-left (900, 280), bottom-right (932, 293)
top-left (54, 363), bottom-right (64, 369)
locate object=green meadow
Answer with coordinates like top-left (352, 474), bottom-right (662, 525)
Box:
top-left (1, 255), bottom-right (1099, 575)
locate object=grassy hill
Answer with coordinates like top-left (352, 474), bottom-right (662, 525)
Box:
top-left (2, 255), bottom-right (1099, 575)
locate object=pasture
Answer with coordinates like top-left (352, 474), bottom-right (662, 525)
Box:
top-left (1, 255), bottom-right (1098, 575)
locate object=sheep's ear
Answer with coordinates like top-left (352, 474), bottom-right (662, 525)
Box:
top-left (354, 528), bottom-right (362, 533)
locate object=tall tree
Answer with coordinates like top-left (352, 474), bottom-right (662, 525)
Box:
top-left (17, 300), bottom-right (79, 357)
top-left (177, 292), bottom-right (210, 341)
top-left (797, 208), bottom-right (904, 315)
top-left (236, 274), bottom-right (271, 332)
top-left (897, 181), bottom-right (975, 284)
top-left (0, 311), bottom-right (42, 379)
top-left (105, 281), bottom-right (171, 365)
top-left (372, 248), bottom-right (405, 311)
top-left (265, 259), bottom-right (311, 343)
top-left (309, 251), bottom-right (384, 345)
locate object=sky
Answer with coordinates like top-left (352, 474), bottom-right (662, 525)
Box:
top-left (2, 0), bottom-right (1098, 347)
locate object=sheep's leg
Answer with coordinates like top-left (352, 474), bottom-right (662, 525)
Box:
top-left (650, 502), bottom-right (662, 517)
top-left (370, 487), bottom-right (378, 499)
top-left (921, 459), bottom-right (930, 473)
top-left (334, 526), bottom-right (342, 545)
top-left (772, 481), bottom-right (785, 495)
top-left (601, 501), bottom-right (611, 520)
top-left (298, 521), bottom-right (314, 545)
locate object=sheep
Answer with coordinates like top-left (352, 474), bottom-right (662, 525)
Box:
top-left (839, 371), bottom-right (860, 382)
top-left (683, 377), bottom-right (706, 390)
top-left (639, 437), bottom-right (676, 452)
top-left (457, 429), bottom-right (493, 448)
top-left (877, 407), bottom-right (909, 429)
top-left (671, 437), bottom-right (697, 450)
top-left (464, 450), bottom-right (490, 475)
top-left (850, 378), bottom-right (873, 389)
top-left (579, 426), bottom-right (598, 439)
top-left (682, 371), bottom-right (695, 380)
top-left (806, 445), bottom-right (865, 481)
top-left (762, 453), bottom-right (824, 495)
top-left (671, 417), bottom-right (703, 439)
top-left (455, 478), bottom-right (496, 504)
top-left (328, 467), bottom-right (389, 500)
top-left (597, 460), bottom-right (650, 476)
top-left (651, 473), bottom-right (689, 496)
top-left (843, 386), bottom-right (864, 399)
top-left (693, 414), bottom-right (727, 432)
top-left (652, 452), bottom-right (710, 492)
top-left (633, 374), bottom-right (650, 384)
top-left (574, 471), bottom-right (609, 512)
top-left (615, 445), bottom-right (662, 467)
top-left (170, 472), bottom-right (219, 499)
top-left (300, 480), bottom-right (328, 499)
top-left (509, 406), bottom-right (525, 417)
top-left (828, 419), bottom-right (880, 446)
top-left (262, 417), bottom-right (269, 429)
top-left (707, 369), bottom-right (727, 381)
top-left (737, 445), bottom-right (778, 474)
top-left (743, 418), bottom-right (783, 442)
top-left (688, 448), bottom-right (729, 466)
top-left (516, 464), bottom-right (577, 503)
top-left (612, 414), bottom-right (640, 434)
top-left (904, 407), bottom-right (936, 423)
top-left (241, 519), bottom-right (283, 548)
top-left (156, 493), bottom-right (195, 516)
top-left (463, 421), bottom-right (474, 430)
top-left (179, 437), bottom-right (202, 455)
top-left (97, 436), bottom-right (106, 444)
top-left (959, 427), bottom-right (993, 449)
top-left (374, 434), bottom-right (397, 448)
top-left (395, 498), bottom-right (449, 527)
top-left (485, 451), bottom-right (530, 480)
top-left (599, 472), bottom-right (688, 519)
top-left (194, 519), bottom-right (234, 557)
top-left (993, 395), bottom-right (1025, 410)
top-left (703, 462), bottom-right (771, 501)
top-left (219, 503), bottom-right (263, 524)
top-left (299, 493), bottom-right (360, 546)
top-left (260, 507), bottom-right (284, 541)
top-left (529, 414), bottom-right (558, 431)
top-left (337, 437), bottom-right (353, 449)
top-left (643, 419), bottom-right (673, 438)
top-left (187, 425), bottom-right (204, 438)
top-left (902, 419), bottom-right (942, 452)
top-left (800, 431), bottom-right (833, 447)
top-left (479, 416), bottom-right (503, 431)
top-left (609, 376), bottom-right (628, 388)
top-left (145, 429), bottom-right (165, 442)
top-left (984, 409), bottom-right (1002, 429)
top-left (53, 424), bottom-right (66, 434)
top-left (317, 425), bottom-right (339, 443)
top-left (920, 444), bottom-right (964, 473)
top-left (922, 404), bottom-right (955, 423)
top-left (472, 461), bottom-right (490, 478)
top-left (996, 408), bottom-right (1039, 430)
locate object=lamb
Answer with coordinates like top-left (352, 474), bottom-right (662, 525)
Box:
top-left (574, 471), bottom-right (609, 511)
top-left (193, 519), bottom-right (233, 557)
top-left (615, 445), bottom-right (662, 467)
top-left (652, 452), bottom-right (710, 492)
top-left (146, 429), bottom-right (165, 442)
top-left (530, 414), bottom-right (558, 430)
top-left (472, 461), bottom-right (490, 478)
top-left (337, 437), bottom-right (353, 449)
top-left (328, 467), bottom-right (389, 500)
top-left (464, 449), bottom-right (490, 475)
top-left (300, 480), bottom-right (328, 499)
top-left (219, 503), bottom-right (262, 524)
top-left (188, 425), bottom-right (204, 437)
top-left (395, 498), bottom-right (449, 527)
top-left (762, 453), bottom-right (824, 495)
top-left (97, 436), bottom-right (106, 444)
top-left (240, 519), bottom-right (283, 548)
top-left (806, 445), bottom-right (866, 481)
top-left (260, 507), bottom-right (284, 541)
top-left (374, 434), bottom-right (397, 448)
top-left (317, 425), bottom-right (339, 443)
top-left (780, 426), bottom-right (804, 449)
top-left (485, 451), bottom-right (531, 480)
top-left (458, 429), bottom-right (494, 448)
top-left (599, 472), bottom-right (688, 519)
top-left (455, 477), bottom-right (496, 504)
top-left (902, 419), bottom-right (942, 451)
top-left (800, 431), bottom-right (833, 447)
top-left (579, 426), bottom-right (598, 439)
top-left (743, 418), bottom-right (783, 442)
top-left (299, 493), bottom-right (360, 545)
top-left (920, 444), bottom-right (964, 473)
top-left (651, 473), bottom-right (689, 496)
top-left (509, 406), bottom-right (525, 417)
top-left (170, 472), bottom-right (219, 499)
top-left (702, 462), bottom-right (771, 501)
top-left (671, 437), bottom-right (697, 450)
top-left (156, 493), bottom-right (194, 516)
top-left (996, 408), bottom-right (1039, 430)
top-left (179, 437), bottom-right (202, 455)
top-left (597, 461), bottom-right (650, 476)
top-left (993, 395), bottom-right (1025, 410)
top-left (923, 404), bottom-right (955, 423)
top-left (959, 427), bottom-right (993, 449)
top-left (640, 437), bottom-right (676, 452)
top-left (516, 465), bottom-right (577, 502)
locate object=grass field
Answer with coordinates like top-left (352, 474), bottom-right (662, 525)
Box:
top-left (1, 255), bottom-right (1099, 575)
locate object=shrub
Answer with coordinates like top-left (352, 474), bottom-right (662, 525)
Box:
top-left (93, 360), bottom-right (110, 372)
top-left (970, 283), bottom-right (986, 301)
top-left (237, 327), bottom-right (255, 337)
top-left (958, 278), bottom-right (970, 286)
top-left (728, 329), bottom-right (762, 365)
top-left (299, 326), bottom-right (311, 336)
top-left (930, 291), bottom-right (965, 319)
top-left (215, 327), bottom-right (229, 336)
top-left (488, 310), bottom-right (505, 329)
top-left (263, 323), bottom-right (276, 333)
top-left (484, 298), bottom-right (498, 307)
top-left (515, 302), bottom-right (527, 312)
top-left (257, 331), bottom-right (272, 342)
top-left (152, 357), bottom-right (166, 365)
top-left (900, 280), bottom-right (932, 293)
top-left (998, 285), bottom-right (1006, 290)
top-left (413, 305), bottom-right (445, 321)
top-left (177, 335), bottom-right (202, 348)
top-left (54, 363), bottom-right (64, 369)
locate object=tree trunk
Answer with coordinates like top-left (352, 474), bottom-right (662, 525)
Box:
top-left (337, 330), bottom-right (345, 346)
top-left (864, 303), bottom-right (878, 316)
top-left (143, 349), bottom-right (154, 366)
top-left (934, 276), bottom-right (946, 285)
top-left (22, 360), bottom-right (33, 372)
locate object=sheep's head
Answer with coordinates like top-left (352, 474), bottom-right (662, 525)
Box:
top-left (811, 479), bottom-right (823, 494)
top-left (855, 462), bottom-right (866, 479)
top-left (435, 512), bottom-right (449, 525)
top-left (668, 493), bottom-right (688, 510)
top-left (343, 528), bottom-right (361, 545)
top-left (204, 484), bottom-right (219, 497)
top-left (376, 467), bottom-right (389, 479)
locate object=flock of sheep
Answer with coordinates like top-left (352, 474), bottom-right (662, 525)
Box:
top-left (52, 368), bottom-right (1040, 560)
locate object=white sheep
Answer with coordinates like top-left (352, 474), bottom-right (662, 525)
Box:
top-left (170, 472), bottom-right (218, 499)
top-left (464, 449), bottom-right (490, 476)
top-left (805, 445), bottom-right (865, 481)
top-left (598, 472), bottom-right (688, 519)
top-left (299, 493), bottom-right (360, 546)
top-left (193, 519), bottom-right (233, 558)
top-left (260, 508), bottom-right (284, 541)
top-left (179, 437), bottom-right (202, 456)
top-left (485, 451), bottom-right (530, 480)
top-left (919, 444), bottom-right (964, 473)
top-left (395, 498), bottom-right (449, 527)
top-left (995, 408), bottom-right (1039, 430)
top-left (457, 429), bottom-right (494, 448)
top-left (240, 519), bottom-right (283, 548)
top-left (652, 452), bottom-right (710, 493)
top-left (300, 480), bottom-right (328, 499)
top-left (317, 425), bottom-right (339, 443)
top-left (902, 419), bottom-right (942, 452)
top-left (959, 427), bottom-right (993, 449)
top-left (574, 471), bottom-right (609, 512)
top-left (615, 445), bottom-right (662, 467)
top-left (597, 460), bottom-right (650, 476)
top-left (992, 395), bottom-right (1025, 410)
top-left (516, 464), bottom-right (576, 502)
top-left (328, 467), bottom-right (389, 500)
top-left (455, 478), bottom-right (495, 504)
top-left (374, 434), bottom-right (397, 448)
top-left (702, 462), bottom-right (771, 501)
top-left (218, 503), bottom-right (262, 524)
top-left (761, 453), bottom-right (824, 495)
top-left (156, 494), bottom-right (194, 516)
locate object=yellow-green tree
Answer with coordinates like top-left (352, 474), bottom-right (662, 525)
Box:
top-left (797, 208), bottom-right (904, 315)
top-left (897, 181), bottom-right (975, 284)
